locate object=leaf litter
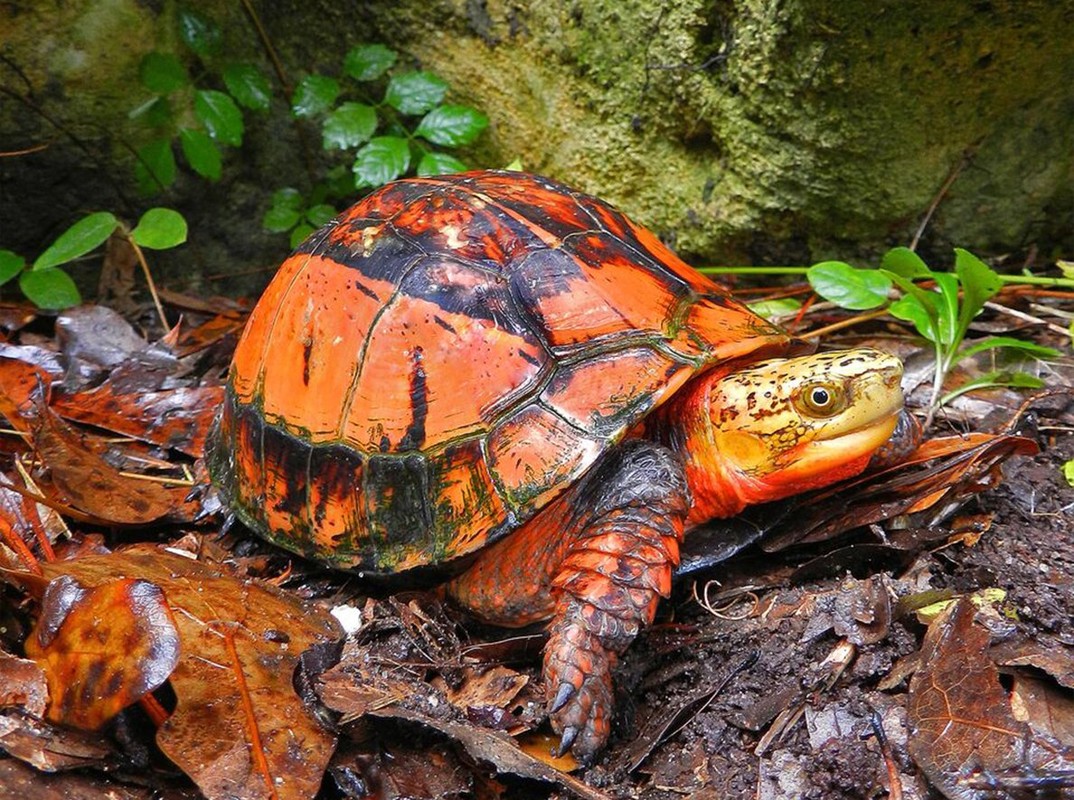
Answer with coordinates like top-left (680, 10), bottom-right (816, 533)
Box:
top-left (0, 293), bottom-right (1070, 800)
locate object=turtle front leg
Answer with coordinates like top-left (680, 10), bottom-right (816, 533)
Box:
top-left (543, 440), bottom-right (689, 759)
top-left (447, 440), bottom-right (690, 759)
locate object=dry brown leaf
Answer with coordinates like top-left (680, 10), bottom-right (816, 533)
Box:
top-left (23, 575), bottom-right (180, 729)
top-left (907, 598), bottom-right (1074, 799)
top-left (35, 546), bottom-right (341, 800)
top-left (50, 384), bottom-right (223, 458)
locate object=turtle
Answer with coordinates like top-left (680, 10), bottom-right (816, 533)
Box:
top-left (207, 170), bottom-right (911, 759)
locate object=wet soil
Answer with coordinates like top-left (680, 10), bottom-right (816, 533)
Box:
top-left (570, 428), bottom-right (1074, 800)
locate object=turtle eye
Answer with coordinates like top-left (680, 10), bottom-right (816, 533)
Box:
top-left (797, 382), bottom-right (845, 417)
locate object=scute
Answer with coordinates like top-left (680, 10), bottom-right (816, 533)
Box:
top-left (209, 171), bottom-right (792, 572)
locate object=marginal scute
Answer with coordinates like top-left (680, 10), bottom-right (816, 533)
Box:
top-left (208, 171), bottom-right (791, 571)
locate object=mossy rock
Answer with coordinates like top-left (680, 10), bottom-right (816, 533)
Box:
top-left (2, 0), bottom-right (1072, 298)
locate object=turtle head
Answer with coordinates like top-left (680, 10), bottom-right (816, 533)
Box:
top-left (681, 348), bottom-right (906, 523)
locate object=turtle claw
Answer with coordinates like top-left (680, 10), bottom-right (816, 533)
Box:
top-left (544, 620), bottom-right (615, 760)
top-left (555, 726), bottom-right (579, 757)
top-left (551, 682), bottom-right (575, 713)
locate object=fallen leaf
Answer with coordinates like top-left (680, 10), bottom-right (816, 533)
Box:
top-left (0, 651), bottom-right (48, 717)
top-left (31, 407), bottom-right (176, 524)
top-left (365, 705), bottom-right (612, 800)
top-left (31, 546), bottom-right (341, 800)
top-left (0, 757), bottom-right (170, 800)
top-left (907, 598), bottom-right (1074, 799)
top-left (51, 384), bottom-right (223, 457)
top-left (24, 575), bottom-right (180, 729)
top-left (991, 637), bottom-right (1074, 690)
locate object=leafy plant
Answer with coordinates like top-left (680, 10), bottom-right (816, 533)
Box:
top-left (807, 247), bottom-right (1061, 418)
top-left (263, 189), bottom-right (338, 250)
top-left (1, 209), bottom-right (187, 310)
top-left (265, 44), bottom-right (488, 243)
top-left (130, 9), bottom-right (270, 192)
top-left (130, 11), bottom-right (489, 245)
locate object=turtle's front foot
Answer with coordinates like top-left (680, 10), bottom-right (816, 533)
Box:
top-left (544, 607), bottom-right (617, 760)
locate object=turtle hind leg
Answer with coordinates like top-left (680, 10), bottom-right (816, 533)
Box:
top-left (543, 439), bottom-right (689, 760)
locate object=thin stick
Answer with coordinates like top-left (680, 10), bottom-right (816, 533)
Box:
top-left (239, 0), bottom-right (291, 98)
top-left (801, 308), bottom-right (891, 340)
top-left (124, 232), bottom-right (169, 331)
top-left (910, 148), bottom-right (975, 251)
top-left (983, 300), bottom-right (1072, 339)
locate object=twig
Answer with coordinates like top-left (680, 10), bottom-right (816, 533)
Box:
top-left (910, 147), bottom-right (976, 251)
top-left (801, 308), bottom-right (891, 340)
top-left (0, 142), bottom-right (51, 157)
top-left (238, 0), bottom-right (291, 98)
top-left (121, 231), bottom-right (170, 331)
top-left (983, 300), bottom-right (1072, 339)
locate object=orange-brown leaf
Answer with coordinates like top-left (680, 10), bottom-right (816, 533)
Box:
top-left (24, 575), bottom-right (180, 729)
top-left (51, 384), bottom-right (223, 458)
top-left (39, 546), bottom-right (341, 800)
top-left (32, 406), bottom-right (175, 524)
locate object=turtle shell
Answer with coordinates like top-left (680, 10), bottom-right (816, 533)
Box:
top-left (208, 171), bottom-right (792, 573)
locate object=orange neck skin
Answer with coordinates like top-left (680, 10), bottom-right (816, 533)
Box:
top-left (641, 371), bottom-right (749, 528)
top-left (640, 374), bottom-right (875, 530)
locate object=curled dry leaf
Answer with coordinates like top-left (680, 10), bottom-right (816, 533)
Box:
top-left (0, 650), bottom-right (48, 717)
top-left (23, 575), bottom-right (180, 730)
top-left (50, 384), bottom-right (224, 458)
top-left (31, 405), bottom-right (176, 524)
top-left (37, 545), bottom-right (341, 800)
top-left (0, 356), bottom-right (178, 524)
top-left (762, 430), bottom-right (1038, 552)
top-left (365, 706), bottom-right (613, 800)
top-left (907, 598), bottom-right (1074, 800)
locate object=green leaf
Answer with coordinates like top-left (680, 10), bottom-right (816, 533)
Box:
top-left (178, 8), bottom-right (222, 56)
top-left (503, 157), bottom-right (524, 171)
top-left (888, 295), bottom-right (937, 341)
top-left (19, 268), bottom-right (81, 309)
top-left (747, 297), bottom-right (802, 320)
top-left (33, 212), bottom-right (118, 271)
top-left (292, 75), bottom-right (340, 117)
top-left (415, 105), bottom-right (488, 146)
top-left (384, 72), bottom-right (447, 115)
top-left (194, 90), bottom-right (243, 146)
top-left (142, 96), bottom-right (174, 127)
top-left (322, 102), bottom-right (378, 150)
top-left (932, 272), bottom-right (960, 346)
top-left (305, 204), bottom-right (337, 227)
top-left (179, 128), bottom-right (222, 180)
top-left (0, 250), bottom-right (25, 286)
top-left (263, 206), bottom-right (301, 233)
top-left (271, 187), bottom-right (304, 212)
top-left (222, 63), bottom-right (272, 111)
top-left (880, 246), bottom-right (931, 279)
top-left (344, 44), bottom-right (397, 82)
top-left (131, 208), bottom-right (188, 250)
top-left (1063, 459), bottom-right (1074, 488)
top-left (290, 223), bottom-right (316, 250)
top-left (807, 261), bottom-right (891, 310)
top-left (135, 138), bottom-right (177, 193)
top-left (957, 336), bottom-right (1062, 362)
top-left (939, 370), bottom-right (1044, 406)
top-left (416, 151), bottom-right (468, 177)
top-left (1058, 260), bottom-right (1074, 279)
top-left (352, 136), bottom-right (411, 189)
top-left (139, 52), bottom-right (188, 94)
top-left (953, 248), bottom-right (1002, 335)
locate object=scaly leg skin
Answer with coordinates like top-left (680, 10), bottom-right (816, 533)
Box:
top-left (541, 440), bottom-right (690, 760)
top-left (447, 440), bottom-right (690, 760)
